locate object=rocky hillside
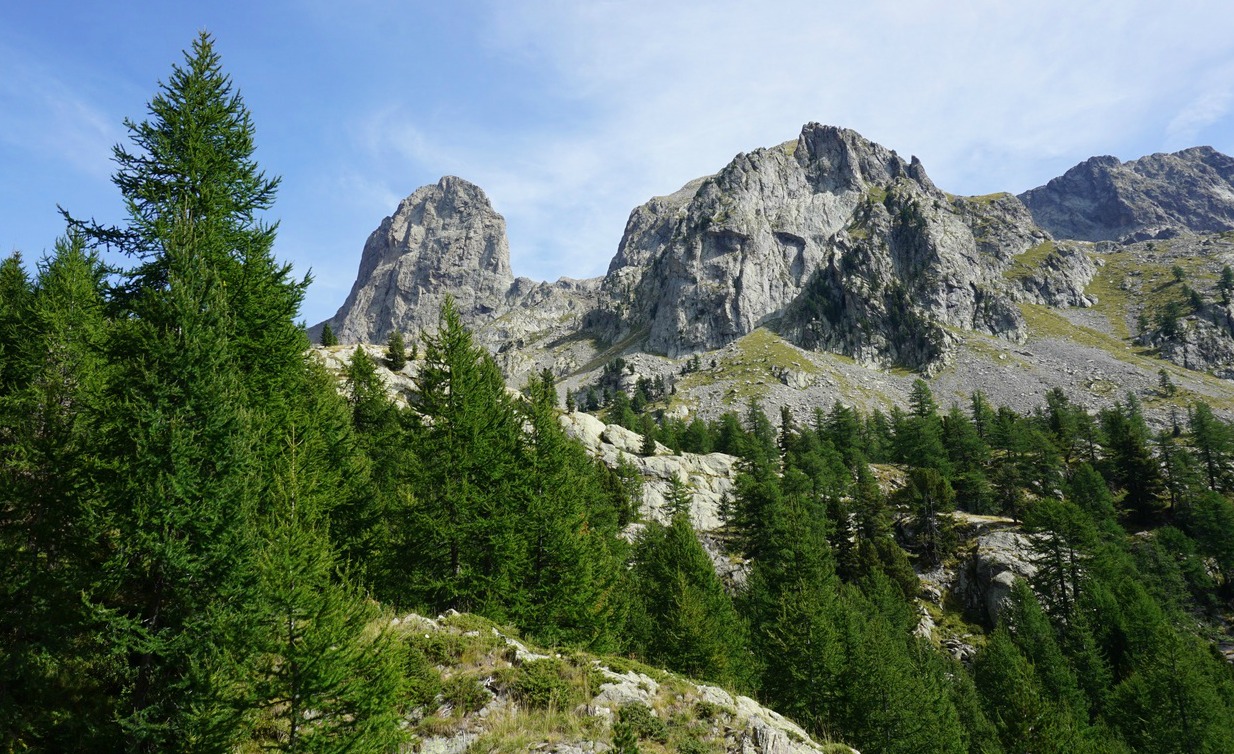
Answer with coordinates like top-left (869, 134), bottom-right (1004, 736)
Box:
top-left (1018, 147), bottom-right (1234, 242)
top-left (387, 610), bottom-right (855, 754)
top-left (317, 124), bottom-right (1234, 421)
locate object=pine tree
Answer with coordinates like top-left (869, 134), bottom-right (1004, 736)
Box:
top-left (515, 369), bottom-right (627, 651)
top-left (320, 321), bottom-right (339, 346)
top-left (246, 428), bottom-right (405, 753)
top-left (0, 252), bottom-right (34, 396)
top-left (836, 598), bottom-right (967, 754)
top-left (633, 514), bottom-right (752, 688)
top-left (1221, 265), bottom-right (1234, 306)
top-left (1100, 399), bottom-right (1163, 522)
top-left (53, 33), bottom-right (338, 750)
top-left (897, 468), bottom-right (957, 568)
top-left (400, 297), bottom-right (526, 620)
top-left (1023, 499), bottom-right (1097, 620)
top-left (974, 628), bottom-right (1079, 754)
top-left (385, 328), bottom-right (407, 371)
top-left (68, 32), bottom-right (308, 416)
top-left (0, 237), bottom-right (116, 749)
top-left (1189, 401), bottom-right (1231, 493)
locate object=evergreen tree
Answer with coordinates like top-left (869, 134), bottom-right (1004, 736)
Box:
top-left (1189, 401), bottom-right (1231, 493)
top-left (385, 328), bottom-right (407, 371)
top-left (1100, 399), bottom-right (1163, 522)
top-left (1221, 265), bottom-right (1234, 306)
top-left (515, 369), bottom-right (627, 650)
top-left (0, 237), bottom-right (115, 749)
top-left (69, 32), bottom-right (309, 417)
top-left (56, 35), bottom-right (371, 749)
top-left (400, 297), bottom-right (526, 618)
top-left (0, 252), bottom-right (34, 396)
top-left (893, 390), bottom-right (951, 475)
top-left (836, 599), bottom-right (967, 754)
top-left (320, 321), bottom-right (339, 346)
top-left (897, 468), bottom-right (956, 567)
top-left (974, 629), bottom-right (1079, 754)
top-left (1023, 499), bottom-right (1097, 620)
top-left (246, 428), bottom-right (406, 753)
top-left (633, 514), bottom-right (751, 689)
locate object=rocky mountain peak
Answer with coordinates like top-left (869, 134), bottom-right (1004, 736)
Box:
top-left (326, 175), bottom-right (515, 343)
top-left (1018, 146), bottom-right (1234, 242)
top-left (591, 122), bottom-right (1036, 368)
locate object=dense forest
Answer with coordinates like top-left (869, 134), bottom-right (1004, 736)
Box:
top-left (6, 33), bottom-right (1234, 754)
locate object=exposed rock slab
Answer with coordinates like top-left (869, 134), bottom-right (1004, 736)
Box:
top-left (330, 176), bottom-right (515, 343)
top-left (558, 411), bottom-right (739, 531)
top-left (1019, 147), bottom-right (1234, 242)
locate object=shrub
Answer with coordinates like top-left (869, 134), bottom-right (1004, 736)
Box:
top-left (510, 659), bottom-right (574, 710)
top-left (618, 703), bottom-right (668, 743)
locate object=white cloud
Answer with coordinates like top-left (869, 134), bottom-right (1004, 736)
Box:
top-left (0, 45), bottom-right (122, 179)
top-left (348, 0), bottom-right (1234, 283)
top-left (1165, 62), bottom-right (1234, 150)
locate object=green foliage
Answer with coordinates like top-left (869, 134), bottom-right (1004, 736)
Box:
top-left (617, 703), bottom-right (668, 743)
top-left (442, 674), bottom-right (491, 715)
top-left (611, 719), bottom-right (641, 754)
top-left (632, 514), bottom-right (753, 689)
top-left (385, 328), bottom-right (407, 370)
top-left (320, 321), bottom-right (339, 346)
top-left (509, 659), bottom-right (575, 710)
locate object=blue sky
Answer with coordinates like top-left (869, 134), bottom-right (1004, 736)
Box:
top-left (4, 1), bottom-right (1234, 326)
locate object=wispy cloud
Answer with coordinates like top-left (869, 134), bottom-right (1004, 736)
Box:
top-left (1165, 62), bottom-right (1234, 150)
top-left (345, 0), bottom-right (1234, 284)
top-left (0, 44), bottom-right (121, 179)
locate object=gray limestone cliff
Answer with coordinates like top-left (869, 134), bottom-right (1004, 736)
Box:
top-left (1018, 147), bottom-right (1234, 242)
top-left (328, 176), bottom-right (515, 343)
top-left (591, 124), bottom-right (1059, 370)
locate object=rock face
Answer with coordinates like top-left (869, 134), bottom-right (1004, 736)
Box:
top-left (1018, 147), bottom-right (1234, 242)
top-left (591, 124), bottom-right (1048, 370)
top-left (329, 176), bottom-right (515, 343)
top-left (558, 411), bottom-right (738, 532)
top-left (1148, 311), bottom-right (1234, 377)
top-left (394, 611), bottom-right (855, 754)
top-left (956, 530), bottom-right (1038, 626)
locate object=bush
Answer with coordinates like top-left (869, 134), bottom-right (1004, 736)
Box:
top-left (618, 702), bottom-right (668, 743)
top-left (403, 644), bottom-right (443, 709)
top-left (510, 659), bottom-right (574, 710)
top-left (442, 673), bottom-right (490, 715)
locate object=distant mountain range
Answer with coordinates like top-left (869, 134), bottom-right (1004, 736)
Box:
top-left (315, 124), bottom-right (1234, 422)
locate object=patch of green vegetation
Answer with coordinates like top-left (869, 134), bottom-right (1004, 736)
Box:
top-left (573, 327), bottom-right (651, 376)
top-left (780, 139), bottom-right (798, 157)
top-left (959, 192), bottom-right (1012, 207)
top-left (617, 702), bottom-right (669, 743)
top-left (865, 185), bottom-right (889, 205)
top-left (678, 329), bottom-right (823, 405)
top-left (411, 619), bottom-right (505, 667)
top-left (597, 655), bottom-right (671, 682)
top-left (464, 706), bottom-right (600, 754)
top-left (1003, 240), bottom-right (1057, 281)
top-left (1084, 248), bottom-right (1214, 341)
top-left (1019, 303), bottom-right (1139, 355)
top-left (442, 672), bottom-right (491, 714)
top-left (504, 658), bottom-right (579, 710)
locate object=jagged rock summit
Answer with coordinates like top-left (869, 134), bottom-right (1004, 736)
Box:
top-left (1018, 146), bottom-right (1234, 242)
top-left (329, 175), bottom-right (515, 343)
top-left (591, 123), bottom-right (1055, 369)
top-left (318, 123), bottom-right (1234, 420)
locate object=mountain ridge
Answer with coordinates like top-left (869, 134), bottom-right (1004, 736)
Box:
top-left (316, 124), bottom-right (1234, 422)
